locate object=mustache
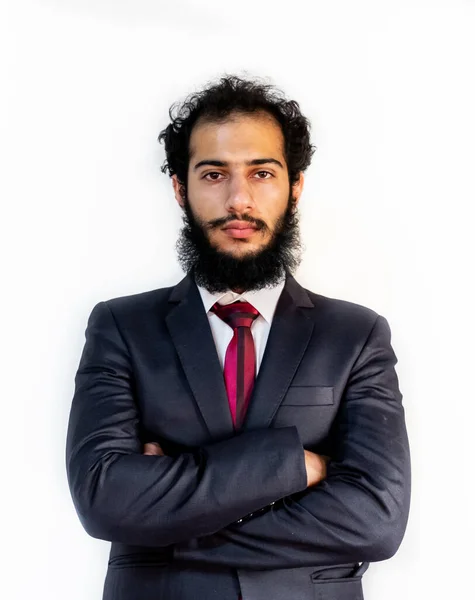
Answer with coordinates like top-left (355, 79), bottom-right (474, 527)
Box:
top-left (207, 214), bottom-right (268, 231)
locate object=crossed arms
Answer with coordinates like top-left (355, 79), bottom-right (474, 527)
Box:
top-left (65, 301), bottom-right (411, 571)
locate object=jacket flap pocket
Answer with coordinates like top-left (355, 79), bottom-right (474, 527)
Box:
top-left (311, 577), bottom-right (363, 600)
top-left (282, 386), bottom-right (334, 406)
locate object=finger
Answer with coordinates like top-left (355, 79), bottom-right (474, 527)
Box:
top-left (143, 442), bottom-right (164, 456)
top-left (144, 442), bottom-right (162, 453)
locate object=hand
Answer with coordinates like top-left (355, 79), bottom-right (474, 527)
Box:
top-left (304, 450), bottom-right (330, 488)
top-left (143, 441), bottom-right (166, 456)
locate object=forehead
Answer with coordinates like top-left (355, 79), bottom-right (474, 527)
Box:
top-left (189, 112), bottom-right (285, 163)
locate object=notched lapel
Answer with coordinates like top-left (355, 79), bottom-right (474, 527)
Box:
top-left (165, 275), bottom-right (234, 441)
top-left (242, 275), bottom-right (315, 431)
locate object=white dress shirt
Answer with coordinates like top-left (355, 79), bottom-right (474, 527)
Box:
top-left (196, 278), bottom-right (286, 375)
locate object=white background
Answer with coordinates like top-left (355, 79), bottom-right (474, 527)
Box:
top-left (2, 1), bottom-right (474, 598)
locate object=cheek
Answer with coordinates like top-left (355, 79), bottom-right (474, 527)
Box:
top-left (265, 203), bottom-right (289, 229)
top-left (187, 186), bottom-right (223, 219)
top-left (261, 186), bottom-right (289, 213)
top-left (186, 198), bottom-right (214, 224)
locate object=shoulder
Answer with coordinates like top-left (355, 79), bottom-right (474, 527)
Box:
top-left (299, 283), bottom-right (384, 337)
top-left (86, 284), bottom-right (176, 327)
top-left (105, 286), bottom-right (173, 311)
top-left (298, 285), bottom-right (396, 354)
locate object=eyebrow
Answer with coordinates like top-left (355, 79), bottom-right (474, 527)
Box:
top-left (193, 158), bottom-right (285, 171)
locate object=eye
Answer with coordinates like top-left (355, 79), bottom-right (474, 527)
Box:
top-left (203, 172), bottom-right (224, 181)
top-left (255, 170), bottom-right (273, 179)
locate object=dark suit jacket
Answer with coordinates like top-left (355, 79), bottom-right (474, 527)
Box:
top-left (65, 273), bottom-right (411, 600)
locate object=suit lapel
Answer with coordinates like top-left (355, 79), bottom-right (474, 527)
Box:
top-left (165, 274), bottom-right (234, 440)
top-left (242, 274), bottom-right (315, 431)
top-left (165, 273), bottom-right (314, 439)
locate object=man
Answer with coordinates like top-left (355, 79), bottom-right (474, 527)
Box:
top-left (66, 75), bottom-right (411, 600)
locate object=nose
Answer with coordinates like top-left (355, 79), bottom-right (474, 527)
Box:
top-left (224, 174), bottom-right (255, 215)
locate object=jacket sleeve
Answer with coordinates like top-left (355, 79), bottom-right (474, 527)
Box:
top-left (172, 315), bottom-right (411, 569)
top-left (65, 301), bottom-right (308, 547)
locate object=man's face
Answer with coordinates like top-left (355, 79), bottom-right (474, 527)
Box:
top-left (172, 111), bottom-right (304, 258)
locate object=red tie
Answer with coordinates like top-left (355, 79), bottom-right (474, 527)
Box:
top-left (211, 301), bottom-right (260, 431)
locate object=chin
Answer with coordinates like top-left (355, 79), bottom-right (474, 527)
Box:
top-left (213, 233), bottom-right (267, 254)
top-left (218, 241), bottom-right (263, 257)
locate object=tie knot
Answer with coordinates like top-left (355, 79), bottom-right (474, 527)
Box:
top-left (211, 301), bottom-right (259, 329)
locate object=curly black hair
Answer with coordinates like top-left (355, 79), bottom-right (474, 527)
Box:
top-left (158, 74), bottom-right (316, 191)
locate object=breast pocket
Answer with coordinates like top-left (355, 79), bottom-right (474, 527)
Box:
top-left (281, 385), bottom-right (334, 406)
top-left (273, 386), bottom-right (335, 446)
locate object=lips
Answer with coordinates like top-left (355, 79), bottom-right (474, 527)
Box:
top-left (222, 221), bottom-right (258, 239)
top-left (223, 221), bottom-right (258, 231)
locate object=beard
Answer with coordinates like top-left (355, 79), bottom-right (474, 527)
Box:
top-left (175, 191), bottom-right (303, 293)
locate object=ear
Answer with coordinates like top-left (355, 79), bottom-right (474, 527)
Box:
top-left (172, 175), bottom-right (186, 209)
top-left (291, 172), bottom-right (304, 207)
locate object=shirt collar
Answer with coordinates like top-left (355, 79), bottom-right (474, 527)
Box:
top-left (196, 277), bottom-right (286, 325)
